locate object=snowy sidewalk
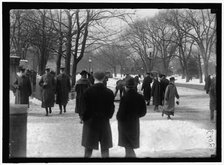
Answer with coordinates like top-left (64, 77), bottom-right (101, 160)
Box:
top-left (25, 84), bottom-right (216, 158)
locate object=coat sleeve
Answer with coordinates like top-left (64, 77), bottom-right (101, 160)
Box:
top-left (175, 86), bottom-right (179, 99)
top-left (67, 77), bottom-right (71, 92)
top-left (138, 95), bottom-right (147, 118)
top-left (27, 77), bottom-right (32, 96)
top-left (164, 85), bottom-right (170, 101)
top-left (116, 97), bottom-right (126, 121)
top-left (39, 76), bottom-right (44, 87)
top-left (108, 92), bottom-right (115, 119)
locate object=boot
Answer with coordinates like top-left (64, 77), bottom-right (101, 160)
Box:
top-left (45, 108), bottom-right (48, 116)
top-left (59, 105), bottom-right (62, 114)
top-left (63, 105), bottom-right (66, 113)
top-left (49, 108), bottom-right (52, 113)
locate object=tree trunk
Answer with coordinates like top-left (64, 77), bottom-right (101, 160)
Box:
top-left (56, 42), bottom-right (62, 75)
top-left (197, 53), bottom-right (203, 83)
top-left (65, 14), bottom-right (72, 76)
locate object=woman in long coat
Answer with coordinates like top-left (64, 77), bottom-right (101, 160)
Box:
top-left (56, 67), bottom-right (71, 114)
top-left (75, 70), bottom-right (91, 122)
top-left (141, 73), bottom-right (153, 105)
top-left (39, 68), bottom-right (56, 116)
top-left (151, 76), bottom-right (162, 111)
top-left (81, 71), bottom-right (115, 158)
top-left (162, 77), bottom-right (179, 119)
top-left (13, 67), bottom-right (32, 105)
top-left (117, 78), bottom-right (146, 157)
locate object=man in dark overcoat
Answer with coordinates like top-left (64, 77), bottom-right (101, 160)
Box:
top-left (81, 71), bottom-right (115, 158)
top-left (117, 77), bottom-right (146, 157)
top-left (75, 70), bottom-right (91, 123)
top-left (151, 75), bottom-right (162, 111)
top-left (39, 67), bottom-right (56, 116)
top-left (209, 75), bottom-right (216, 121)
top-left (56, 67), bottom-right (71, 114)
top-left (160, 74), bottom-right (169, 105)
top-left (141, 73), bottom-right (153, 105)
top-left (13, 66), bottom-right (32, 106)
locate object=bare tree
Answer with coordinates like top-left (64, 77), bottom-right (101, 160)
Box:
top-left (167, 9), bottom-right (216, 78)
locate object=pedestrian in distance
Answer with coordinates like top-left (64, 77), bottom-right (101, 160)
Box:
top-left (204, 75), bottom-right (211, 94)
top-left (160, 74), bottom-right (170, 105)
top-left (39, 67), bottom-right (56, 116)
top-left (81, 71), bottom-right (115, 158)
top-left (75, 70), bottom-right (91, 123)
top-left (151, 74), bottom-right (162, 111)
top-left (162, 77), bottom-right (180, 120)
top-left (56, 66), bottom-right (71, 114)
top-left (13, 66), bottom-right (32, 106)
top-left (88, 71), bottom-right (95, 85)
top-left (209, 74), bottom-right (216, 122)
top-left (117, 77), bottom-right (146, 157)
top-left (141, 72), bottom-right (153, 106)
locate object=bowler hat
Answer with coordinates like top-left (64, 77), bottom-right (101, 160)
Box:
top-left (93, 71), bottom-right (105, 81)
top-left (80, 70), bottom-right (88, 76)
top-left (169, 77), bottom-right (176, 81)
top-left (125, 77), bottom-right (136, 88)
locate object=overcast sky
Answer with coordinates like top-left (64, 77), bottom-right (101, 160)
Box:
top-left (135, 9), bottom-right (159, 18)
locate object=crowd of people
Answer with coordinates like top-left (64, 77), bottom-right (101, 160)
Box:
top-left (11, 65), bottom-right (216, 158)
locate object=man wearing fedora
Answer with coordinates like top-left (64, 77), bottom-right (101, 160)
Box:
top-left (56, 66), bottom-right (71, 114)
top-left (117, 77), bottom-right (146, 157)
top-left (13, 66), bottom-right (32, 105)
top-left (81, 71), bottom-right (115, 158)
top-left (162, 77), bottom-right (180, 120)
top-left (39, 67), bottom-right (56, 116)
top-left (75, 70), bottom-right (91, 123)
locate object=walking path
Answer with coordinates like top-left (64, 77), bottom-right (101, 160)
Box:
top-left (26, 84), bottom-right (216, 158)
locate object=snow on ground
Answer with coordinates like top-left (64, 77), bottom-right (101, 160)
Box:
top-left (108, 120), bottom-right (216, 157)
top-left (11, 74), bottom-right (216, 157)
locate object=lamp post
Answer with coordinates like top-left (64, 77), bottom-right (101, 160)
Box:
top-left (88, 57), bottom-right (92, 73)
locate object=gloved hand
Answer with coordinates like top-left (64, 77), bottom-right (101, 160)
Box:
top-left (176, 99), bottom-right (179, 105)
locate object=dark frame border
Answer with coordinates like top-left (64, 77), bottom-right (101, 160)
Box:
top-left (3, 2), bottom-right (222, 163)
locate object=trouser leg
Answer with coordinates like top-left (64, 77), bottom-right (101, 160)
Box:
top-left (125, 147), bottom-right (136, 158)
top-left (45, 108), bottom-right (48, 116)
top-left (100, 145), bottom-right (109, 158)
top-left (49, 107), bottom-right (52, 113)
top-left (63, 105), bottom-right (66, 112)
top-left (84, 147), bottom-right (93, 158)
top-left (59, 105), bottom-right (62, 114)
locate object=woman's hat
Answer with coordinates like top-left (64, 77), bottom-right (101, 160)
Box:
top-left (125, 77), bottom-right (136, 88)
top-left (169, 77), bottom-right (176, 81)
top-left (80, 70), bottom-right (88, 76)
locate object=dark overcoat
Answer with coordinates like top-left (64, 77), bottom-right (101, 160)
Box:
top-left (39, 72), bottom-right (56, 108)
top-left (13, 75), bottom-right (32, 104)
top-left (75, 78), bottom-right (91, 114)
top-left (163, 82), bottom-right (179, 116)
top-left (141, 76), bottom-right (152, 101)
top-left (81, 83), bottom-right (115, 150)
top-left (116, 89), bottom-right (146, 148)
top-left (56, 73), bottom-right (71, 105)
top-left (151, 79), bottom-right (162, 106)
top-left (160, 78), bottom-right (169, 102)
top-left (209, 77), bottom-right (216, 111)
